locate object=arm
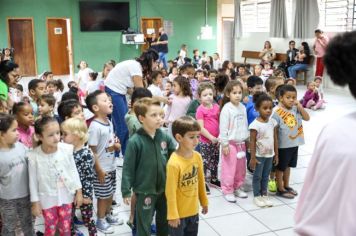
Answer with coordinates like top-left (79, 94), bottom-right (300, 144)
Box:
top-left (273, 126), bottom-right (279, 166)
top-left (295, 102), bottom-right (310, 121)
top-left (249, 129), bottom-right (259, 170)
top-left (121, 141), bottom-right (137, 201)
top-left (89, 146), bottom-right (106, 184)
top-left (132, 75), bottom-right (144, 88)
top-left (197, 119), bottom-right (218, 143)
top-left (259, 49), bottom-right (266, 58)
top-left (28, 156), bottom-right (42, 216)
top-left (219, 107), bottom-right (230, 155)
top-left (197, 155), bottom-right (208, 214)
top-left (165, 162), bottom-right (180, 223)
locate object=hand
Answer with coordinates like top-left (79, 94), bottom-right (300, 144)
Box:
top-left (31, 202), bottom-right (42, 217)
top-left (83, 198), bottom-right (92, 205)
top-left (222, 146), bottom-right (229, 156)
top-left (75, 191), bottom-right (83, 208)
top-left (97, 169), bottom-right (107, 184)
top-left (201, 206), bottom-right (208, 215)
top-left (114, 137), bottom-right (121, 151)
top-left (249, 158), bottom-right (260, 170)
top-left (273, 156), bottom-right (279, 166)
top-left (123, 197), bottom-right (131, 205)
top-left (211, 137), bottom-right (219, 144)
top-left (168, 219), bottom-right (180, 228)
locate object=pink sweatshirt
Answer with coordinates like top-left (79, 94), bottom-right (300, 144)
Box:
top-left (165, 94), bottom-right (191, 123)
top-left (314, 35), bottom-right (329, 58)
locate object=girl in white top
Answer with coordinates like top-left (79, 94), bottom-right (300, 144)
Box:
top-left (219, 80), bottom-right (249, 203)
top-left (212, 53), bottom-right (222, 70)
top-left (86, 72), bottom-right (102, 95)
top-left (28, 117), bottom-right (82, 236)
top-left (77, 60), bottom-right (94, 91)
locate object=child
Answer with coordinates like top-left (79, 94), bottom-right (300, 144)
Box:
top-left (166, 116), bottom-right (209, 236)
top-left (0, 114), bottom-right (33, 235)
top-left (196, 82), bottom-right (220, 193)
top-left (272, 85), bottom-right (310, 199)
top-left (28, 116), bottom-right (83, 235)
top-left (122, 97), bottom-right (176, 236)
top-left (265, 77), bottom-right (285, 107)
top-left (38, 94), bottom-right (56, 119)
top-left (214, 73), bottom-right (229, 106)
top-left (219, 80), bottom-right (249, 202)
top-left (164, 76), bottom-right (192, 137)
top-left (86, 72), bottom-right (102, 95)
top-left (249, 93), bottom-right (278, 207)
top-left (208, 69), bottom-right (218, 83)
top-left (28, 79), bottom-right (47, 118)
top-left (212, 53), bottom-right (222, 70)
top-left (148, 71), bottom-right (167, 105)
top-left (245, 76), bottom-right (264, 125)
top-left (254, 64), bottom-right (263, 77)
top-left (41, 71), bottom-right (54, 81)
top-left (301, 81), bottom-right (319, 109)
top-left (313, 76), bottom-right (326, 109)
top-left (86, 90), bottom-right (123, 234)
top-left (180, 64), bottom-right (198, 98)
top-left (13, 102), bottom-right (35, 148)
top-left (164, 81), bottom-right (173, 97)
top-left (61, 118), bottom-right (97, 236)
top-left (77, 60), bottom-right (94, 91)
top-left (168, 67), bottom-right (178, 82)
top-left (58, 99), bottom-right (85, 122)
top-left (192, 49), bottom-right (201, 68)
top-left (261, 62), bottom-right (274, 84)
top-left (195, 69), bottom-right (207, 82)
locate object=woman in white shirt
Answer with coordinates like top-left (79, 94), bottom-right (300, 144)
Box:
top-left (104, 49), bottom-right (159, 155)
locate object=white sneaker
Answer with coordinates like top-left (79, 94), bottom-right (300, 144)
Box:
top-left (234, 188), bottom-right (248, 198)
top-left (106, 214), bottom-right (124, 225)
top-left (96, 218), bottom-right (114, 234)
top-left (253, 196), bottom-right (266, 207)
top-left (262, 195), bottom-right (274, 207)
top-left (224, 194), bottom-right (236, 203)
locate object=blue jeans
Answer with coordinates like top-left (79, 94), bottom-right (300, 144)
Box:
top-left (105, 86), bottom-right (129, 155)
top-left (252, 157), bottom-right (273, 197)
top-left (288, 63), bottom-right (308, 79)
top-left (159, 52), bottom-right (168, 69)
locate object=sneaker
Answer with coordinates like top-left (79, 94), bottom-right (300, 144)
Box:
top-left (253, 196), bottom-right (266, 207)
top-left (205, 183), bottom-right (211, 195)
top-left (151, 224), bottom-right (157, 234)
top-left (234, 188), bottom-right (248, 198)
top-left (224, 194), bottom-right (236, 203)
top-left (210, 179), bottom-right (221, 188)
top-left (110, 207), bottom-right (119, 216)
top-left (106, 214), bottom-right (124, 225)
top-left (262, 195), bottom-right (273, 207)
top-left (96, 219), bottom-right (114, 234)
top-left (73, 215), bottom-right (84, 225)
top-left (268, 180), bottom-right (277, 192)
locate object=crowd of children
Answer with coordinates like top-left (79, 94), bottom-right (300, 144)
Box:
top-left (0, 45), bottom-right (321, 236)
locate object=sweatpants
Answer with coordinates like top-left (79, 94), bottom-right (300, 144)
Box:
top-left (42, 203), bottom-right (72, 236)
top-left (169, 214), bottom-right (199, 236)
top-left (221, 142), bottom-right (246, 194)
top-left (135, 193), bottom-right (168, 236)
top-left (71, 203), bottom-right (96, 236)
top-left (0, 196), bottom-right (33, 236)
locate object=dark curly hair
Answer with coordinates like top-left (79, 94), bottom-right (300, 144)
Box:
top-left (324, 31), bottom-right (356, 98)
top-left (173, 76), bottom-right (192, 98)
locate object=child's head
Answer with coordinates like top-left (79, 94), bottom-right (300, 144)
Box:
top-left (16, 84), bottom-right (23, 98)
top-left (13, 102), bottom-right (34, 128)
top-left (85, 90), bottom-right (113, 115)
top-left (254, 64), bottom-right (263, 76)
top-left (151, 70), bottom-right (163, 86)
top-left (28, 79), bottom-right (46, 100)
top-left (197, 82), bottom-right (215, 106)
top-left (221, 80), bottom-right (244, 107)
top-left (61, 91), bottom-right (79, 103)
top-left (214, 73), bottom-right (229, 93)
top-left (172, 116), bottom-right (201, 148)
top-left (68, 81), bottom-right (78, 89)
top-left (131, 88), bottom-right (153, 107)
top-left (179, 64), bottom-right (195, 78)
top-left (133, 97), bottom-right (162, 131)
top-left (165, 81), bottom-right (173, 94)
top-left (265, 77), bottom-right (284, 99)
top-left (247, 76), bottom-right (263, 95)
top-left (237, 64), bottom-right (246, 75)
top-left (263, 62), bottom-right (271, 70)
top-left (307, 81), bottom-right (316, 90)
top-left (46, 80), bottom-right (58, 94)
top-left (171, 67), bottom-right (178, 75)
top-left (213, 53), bottom-right (220, 60)
top-left (173, 76), bottom-right (192, 97)
top-left (77, 60), bottom-right (88, 70)
top-left (314, 76), bottom-right (322, 88)
top-left (38, 94), bottom-right (56, 117)
top-left (89, 72), bottom-right (98, 81)
top-left (42, 71), bottom-right (53, 81)
top-left (61, 117), bottom-right (88, 145)
top-left (253, 93), bottom-right (273, 119)
top-left (34, 116), bottom-right (60, 148)
top-left (202, 51), bottom-right (207, 56)
top-left (0, 113), bottom-right (18, 147)
top-left (193, 49), bottom-right (199, 56)
top-left (208, 69), bottom-right (218, 82)
top-left (58, 99), bottom-right (84, 121)
top-left (161, 68), bottom-right (167, 77)
top-left (195, 69), bottom-right (205, 81)
top-left (278, 84), bottom-right (297, 109)
top-left (285, 78), bottom-right (295, 86)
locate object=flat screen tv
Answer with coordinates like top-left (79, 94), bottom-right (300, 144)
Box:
top-left (79, 2), bottom-right (130, 32)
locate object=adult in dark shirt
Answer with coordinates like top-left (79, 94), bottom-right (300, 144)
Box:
top-left (152, 27), bottom-right (169, 69)
top-left (285, 40), bottom-right (299, 77)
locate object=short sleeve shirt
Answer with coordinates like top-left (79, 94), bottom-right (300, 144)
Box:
top-left (249, 118), bottom-right (277, 157)
top-left (157, 33), bottom-right (168, 53)
top-left (88, 119), bottom-right (116, 172)
top-left (104, 60), bottom-right (143, 94)
top-left (196, 103), bottom-right (220, 143)
top-left (272, 106), bottom-right (305, 148)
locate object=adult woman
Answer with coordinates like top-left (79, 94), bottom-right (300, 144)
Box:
top-left (104, 49), bottom-right (158, 154)
top-left (295, 30), bottom-right (356, 236)
top-left (0, 60), bottom-right (20, 111)
top-left (259, 41), bottom-right (276, 65)
top-left (287, 42), bottom-right (310, 81)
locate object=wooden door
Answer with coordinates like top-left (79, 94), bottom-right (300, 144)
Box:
top-left (7, 18), bottom-right (37, 76)
top-left (140, 18), bottom-right (163, 52)
top-left (47, 18), bottom-right (70, 75)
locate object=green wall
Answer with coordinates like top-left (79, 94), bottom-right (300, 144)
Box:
top-left (0, 0), bottom-right (217, 73)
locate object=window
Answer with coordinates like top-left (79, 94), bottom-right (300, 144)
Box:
top-left (241, 0), bottom-right (271, 32)
top-left (318, 0), bottom-right (356, 32)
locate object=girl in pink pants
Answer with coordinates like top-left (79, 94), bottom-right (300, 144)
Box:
top-left (219, 81), bottom-right (249, 203)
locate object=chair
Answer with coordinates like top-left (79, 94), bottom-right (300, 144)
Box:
top-left (296, 55), bottom-right (315, 85)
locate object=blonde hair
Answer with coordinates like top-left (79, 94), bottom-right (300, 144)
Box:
top-left (61, 117), bottom-right (88, 142)
top-left (133, 97), bottom-right (161, 119)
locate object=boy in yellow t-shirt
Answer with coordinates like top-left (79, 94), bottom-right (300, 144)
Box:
top-left (166, 116), bottom-right (209, 236)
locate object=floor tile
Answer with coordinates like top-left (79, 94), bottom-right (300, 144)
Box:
top-left (275, 183), bottom-right (304, 204)
top-left (249, 205), bottom-right (295, 231)
top-left (274, 227), bottom-right (296, 236)
top-left (205, 212), bottom-right (271, 236)
top-left (237, 191), bottom-right (284, 211)
top-left (200, 195), bottom-right (244, 219)
top-left (198, 219), bottom-right (220, 236)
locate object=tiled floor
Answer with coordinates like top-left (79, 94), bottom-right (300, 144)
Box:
top-left (34, 86), bottom-right (356, 236)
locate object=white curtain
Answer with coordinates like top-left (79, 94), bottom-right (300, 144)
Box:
top-left (233, 0), bottom-right (242, 38)
top-left (270, 0), bottom-right (288, 38)
top-left (293, 0), bottom-right (319, 39)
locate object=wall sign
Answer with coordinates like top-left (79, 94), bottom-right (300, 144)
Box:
top-left (54, 27), bottom-right (62, 35)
